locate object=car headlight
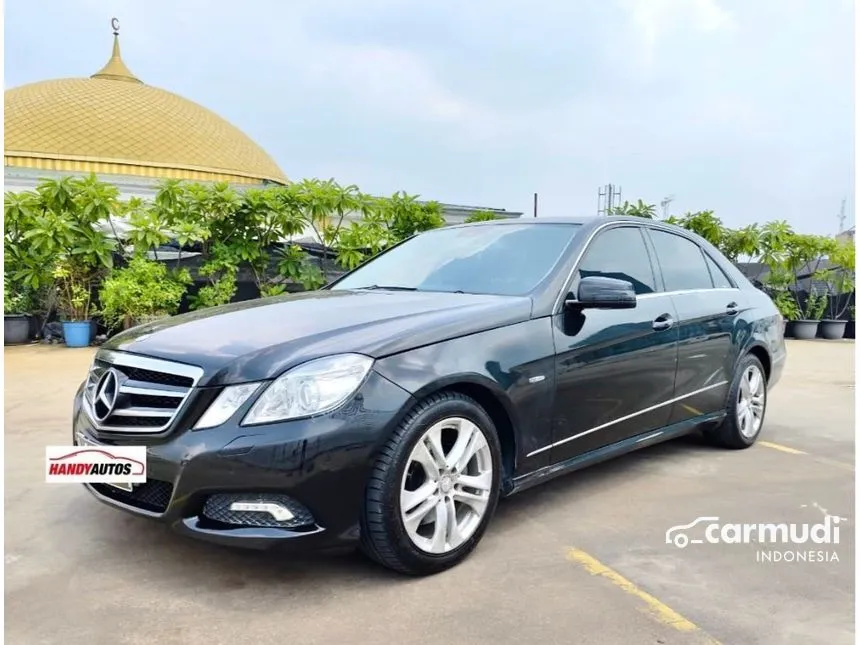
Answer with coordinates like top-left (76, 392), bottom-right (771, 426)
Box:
top-left (242, 353), bottom-right (374, 425)
top-left (194, 383), bottom-right (261, 429)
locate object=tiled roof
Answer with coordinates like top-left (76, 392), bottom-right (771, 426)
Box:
top-left (4, 34), bottom-right (287, 185)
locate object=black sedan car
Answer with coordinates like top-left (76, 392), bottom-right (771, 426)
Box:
top-left (73, 216), bottom-right (785, 575)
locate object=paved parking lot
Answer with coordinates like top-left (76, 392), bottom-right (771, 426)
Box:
top-left (5, 340), bottom-right (855, 644)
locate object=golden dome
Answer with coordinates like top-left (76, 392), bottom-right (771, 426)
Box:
top-left (4, 27), bottom-right (287, 185)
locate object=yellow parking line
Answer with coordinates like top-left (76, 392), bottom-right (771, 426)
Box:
top-left (566, 548), bottom-right (721, 643)
top-left (759, 441), bottom-right (806, 455)
top-left (758, 441), bottom-right (854, 471)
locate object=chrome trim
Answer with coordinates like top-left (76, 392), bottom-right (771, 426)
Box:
top-left (526, 380), bottom-right (729, 458)
top-left (552, 220), bottom-right (616, 313)
top-left (635, 431), bottom-right (664, 443)
top-left (95, 349), bottom-right (203, 381)
top-left (636, 288), bottom-right (740, 300)
top-left (81, 349), bottom-right (204, 434)
top-left (119, 384), bottom-right (187, 397)
top-left (230, 501), bottom-right (295, 522)
top-left (111, 408), bottom-right (174, 418)
top-left (552, 217), bottom-right (743, 312)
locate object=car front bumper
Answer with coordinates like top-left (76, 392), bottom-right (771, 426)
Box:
top-left (73, 370), bottom-right (415, 551)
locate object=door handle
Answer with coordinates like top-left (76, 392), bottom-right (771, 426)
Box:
top-left (726, 302), bottom-right (740, 316)
top-left (652, 314), bottom-right (674, 331)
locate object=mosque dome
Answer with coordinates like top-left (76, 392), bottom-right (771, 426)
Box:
top-left (4, 21), bottom-right (287, 185)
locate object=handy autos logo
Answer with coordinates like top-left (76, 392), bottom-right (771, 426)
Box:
top-left (665, 515), bottom-right (844, 563)
top-left (45, 445), bottom-right (147, 484)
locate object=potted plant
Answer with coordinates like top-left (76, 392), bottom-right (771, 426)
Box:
top-left (4, 277), bottom-right (32, 345)
top-left (792, 288), bottom-right (827, 340)
top-left (761, 263), bottom-right (799, 337)
top-left (52, 260), bottom-right (97, 347)
top-left (772, 290), bottom-right (800, 337)
top-left (5, 176), bottom-right (120, 347)
top-left (846, 305), bottom-right (855, 339)
top-left (814, 240), bottom-right (855, 340)
top-left (98, 257), bottom-right (190, 333)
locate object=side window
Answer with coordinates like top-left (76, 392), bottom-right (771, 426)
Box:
top-left (704, 253), bottom-right (734, 289)
top-left (577, 227), bottom-right (656, 295)
top-left (648, 230), bottom-right (713, 291)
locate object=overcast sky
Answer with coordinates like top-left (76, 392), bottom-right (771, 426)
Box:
top-left (4, 0), bottom-right (855, 234)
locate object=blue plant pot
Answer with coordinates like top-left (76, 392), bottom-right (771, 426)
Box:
top-left (62, 321), bottom-right (92, 348)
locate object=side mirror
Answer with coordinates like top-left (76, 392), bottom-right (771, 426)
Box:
top-left (565, 276), bottom-right (637, 310)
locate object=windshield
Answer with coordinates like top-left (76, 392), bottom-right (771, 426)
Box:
top-left (331, 223), bottom-right (582, 296)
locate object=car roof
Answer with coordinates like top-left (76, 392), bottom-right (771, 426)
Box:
top-left (448, 215), bottom-right (659, 229)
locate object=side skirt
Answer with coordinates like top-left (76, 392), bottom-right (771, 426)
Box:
top-left (506, 411), bottom-right (726, 496)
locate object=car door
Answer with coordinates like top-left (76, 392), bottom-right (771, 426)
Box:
top-left (546, 225), bottom-right (680, 464)
top-left (644, 228), bottom-right (746, 425)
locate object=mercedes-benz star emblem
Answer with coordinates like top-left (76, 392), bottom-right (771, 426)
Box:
top-left (93, 369), bottom-right (122, 421)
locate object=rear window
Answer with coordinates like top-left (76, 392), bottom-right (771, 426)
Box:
top-left (648, 230), bottom-right (713, 292)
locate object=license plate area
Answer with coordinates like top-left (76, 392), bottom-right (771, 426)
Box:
top-left (75, 432), bottom-right (135, 492)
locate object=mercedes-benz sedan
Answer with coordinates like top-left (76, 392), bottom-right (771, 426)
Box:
top-left (73, 216), bottom-right (785, 575)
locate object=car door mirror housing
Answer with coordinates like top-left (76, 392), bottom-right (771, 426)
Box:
top-left (566, 276), bottom-right (638, 310)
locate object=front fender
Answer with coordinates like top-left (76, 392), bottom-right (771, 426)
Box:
top-left (373, 318), bottom-right (557, 474)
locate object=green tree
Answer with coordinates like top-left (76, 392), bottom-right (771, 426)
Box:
top-left (672, 210), bottom-right (723, 247)
top-left (718, 224), bottom-right (761, 264)
top-left (610, 199), bottom-right (656, 218)
top-left (4, 175), bottom-right (118, 321)
top-left (464, 210), bottom-right (501, 223)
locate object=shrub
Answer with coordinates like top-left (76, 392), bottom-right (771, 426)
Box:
top-left (98, 258), bottom-right (190, 330)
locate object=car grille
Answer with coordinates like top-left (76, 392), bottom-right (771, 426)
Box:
top-left (82, 349), bottom-right (203, 434)
top-left (91, 479), bottom-right (174, 514)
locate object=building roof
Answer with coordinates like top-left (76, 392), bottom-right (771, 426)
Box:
top-left (4, 24), bottom-right (287, 185)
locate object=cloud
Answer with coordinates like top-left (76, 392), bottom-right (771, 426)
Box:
top-left (3, 0), bottom-right (854, 232)
top-left (620, 0), bottom-right (735, 74)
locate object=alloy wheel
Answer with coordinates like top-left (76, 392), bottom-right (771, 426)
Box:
top-left (399, 417), bottom-right (493, 554)
top-left (737, 364), bottom-right (765, 438)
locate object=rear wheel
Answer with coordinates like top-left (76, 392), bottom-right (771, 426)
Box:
top-left (360, 392), bottom-right (502, 575)
top-left (705, 354), bottom-right (767, 449)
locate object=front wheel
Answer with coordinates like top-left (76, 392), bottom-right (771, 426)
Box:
top-left (360, 391), bottom-right (502, 575)
top-left (705, 354), bottom-right (768, 449)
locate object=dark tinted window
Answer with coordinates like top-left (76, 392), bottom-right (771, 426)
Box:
top-left (704, 253), bottom-right (734, 289)
top-left (649, 230), bottom-right (712, 291)
top-left (577, 227), bottom-right (656, 295)
top-left (332, 223), bottom-right (582, 296)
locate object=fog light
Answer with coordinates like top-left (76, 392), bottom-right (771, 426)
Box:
top-left (229, 501), bottom-right (294, 522)
top-left (202, 493), bottom-right (315, 528)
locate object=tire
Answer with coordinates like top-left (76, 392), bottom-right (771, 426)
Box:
top-left (704, 353), bottom-right (768, 449)
top-left (360, 391), bottom-right (502, 575)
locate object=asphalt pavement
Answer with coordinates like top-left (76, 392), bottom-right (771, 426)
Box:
top-left (4, 340), bottom-right (854, 644)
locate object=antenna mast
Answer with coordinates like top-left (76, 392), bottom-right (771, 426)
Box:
top-left (660, 195), bottom-right (675, 220)
top-left (597, 184), bottom-right (621, 216)
top-left (838, 198), bottom-right (847, 234)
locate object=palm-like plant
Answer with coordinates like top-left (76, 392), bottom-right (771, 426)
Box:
top-left (5, 176), bottom-right (118, 323)
top-left (718, 224), bottom-right (761, 264)
top-left (673, 210), bottom-right (723, 246)
top-left (611, 199), bottom-right (656, 218)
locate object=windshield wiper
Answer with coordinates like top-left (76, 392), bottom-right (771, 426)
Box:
top-left (355, 285), bottom-right (418, 291)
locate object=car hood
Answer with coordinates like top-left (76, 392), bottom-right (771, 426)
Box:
top-left (103, 289), bottom-right (533, 386)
